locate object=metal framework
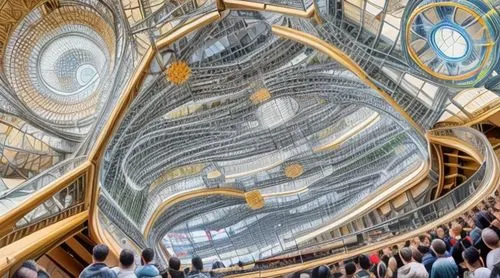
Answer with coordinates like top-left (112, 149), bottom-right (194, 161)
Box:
top-left (0, 0), bottom-right (498, 274)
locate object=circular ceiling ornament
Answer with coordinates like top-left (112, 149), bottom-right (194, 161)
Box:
top-left (166, 60), bottom-right (191, 85)
top-left (284, 163), bottom-right (304, 179)
top-left (402, 0), bottom-right (499, 87)
top-left (250, 88), bottom-right (271, 104)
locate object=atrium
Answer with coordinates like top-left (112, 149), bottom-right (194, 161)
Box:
top-left (0, 0), bottom-right (499, 277)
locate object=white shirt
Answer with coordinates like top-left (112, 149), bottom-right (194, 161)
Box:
top-left (487, 248), bottom-right (500, 270)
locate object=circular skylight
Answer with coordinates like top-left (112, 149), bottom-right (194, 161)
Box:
top-left (432, 26), bottom-right (469, 60)
top-left (39, 35), bottom-right (106, 97)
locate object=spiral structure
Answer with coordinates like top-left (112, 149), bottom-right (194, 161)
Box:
top-left (3, 4), bottom-right (116, 125)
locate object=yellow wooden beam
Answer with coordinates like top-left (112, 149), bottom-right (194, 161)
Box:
top-left (271, 25), bottom-right (424, 135)
top-left (0, 162), bottom-right (90, 238)
top-left (0, 211), bottom-right (88, 276)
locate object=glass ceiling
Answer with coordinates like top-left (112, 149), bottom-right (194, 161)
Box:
top-left (0, 0), bottom-right (498, 270)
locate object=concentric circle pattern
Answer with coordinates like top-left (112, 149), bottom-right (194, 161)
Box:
top-left (402, 0), bottom-right (500, 87)
top-left (3, 5), bottom-right (116, 124)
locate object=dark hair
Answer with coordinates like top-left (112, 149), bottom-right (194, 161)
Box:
top-left (311, 265), bottom-right (331, 278)
top-left (93, 244), bottom-right (109, 262)
top-left (237, 261), bottom-right (243, 267)
top-left (120, 249), bottom-right (135, 268)
top-left (475, 211), bottom-right (493, 229)
top-left (463, 247), bottom-right (481, 265)
top-left (169, 257), bottom-right (181, 270)
top-left (345, 262), bottom-right (356, 275)
top-left (418, 234), bottom-right (429, 243)
top-left (192, 256), bottom-right (203, 271)
top-left (381, 255), bottom-right (389, 266)
top-left (417, 245), bottom-right (430, 255)
top-left (359, 255), bottom-right (371, 270)
top-left (212, 261), bottom-right (225, 270)
top-left (431, 239), bottom-right (447, 256)
top-left (399, 247), bottom-right (412, 263)
top-left (141, 248), bottom-right (155, 263)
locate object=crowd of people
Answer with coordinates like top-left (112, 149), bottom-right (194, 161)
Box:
top-left (12, 197), bottom-right (500, 278)
top-left (78, 245), bottom-right (213, 278)
top-left (289, 197), bottom-right (500, 278)
top-left (13, 245), bottom-right (212, 278)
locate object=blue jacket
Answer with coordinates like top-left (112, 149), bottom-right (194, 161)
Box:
top-left (422, 250), bottom-right (450, 274)
top-left (80, 263), bottom-right (117, 278)
top-left (135, 264), bottom-right (160, 278)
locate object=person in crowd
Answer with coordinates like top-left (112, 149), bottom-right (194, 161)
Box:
top-left (357, 255), bottom-right (372, 278)
top-left (344, 262), bottom-right (357, 278)
top-left (80, 244), bottom-right (117, 278)
top-left (112, 249), bottom-right (136, 278)
top-left (331, 263), bottom-right (343, 278)
top-left (311, 265), bottom-right (331, 278)
top-left (13, 261), bottom-right (49, 278)
top-left (388, 257), bottom-right (398, 278)
top-left (481, 227), bottom-right (500, 270)
top-left (187, 256), bottom-right (209, 278)
top-left (410, 247), bottom-right (423, 264)
top-left (462, 246), bottom-right (491, 278)
top-left (13, 264), bottom-right (37, 278)
top-left (430, 239), bottom-right (457, 278)
top-left (449, 223), bottom-right (473, 277)
top-left (435, 227), bottom-right (450, 250)
top-left (165, 257), bottom-right (184, 278)
top-left (397, 247), bottom-right (428, 278)
top-left (135, 248), bottom-right (159, 278)
top-left (373, 262), bottom-right (387, 278)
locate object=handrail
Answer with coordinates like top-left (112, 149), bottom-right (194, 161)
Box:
top-left (219, 127), bottom-right (498, 277)
top-left (0, 211), bottom-right (88, 275)
top-left (0, 156), bottom-right (87, 201)
top-left (0, 162), bottom-right (91, 239)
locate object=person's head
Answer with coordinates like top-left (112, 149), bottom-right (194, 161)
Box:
top-left (169, 257), bottom-right (181, 271)
top-left (419, 234), bottom-right (430, 246)
top-left (311, 265), bottom-right (331, 278)
top-left (475, 211), bottom-right (493, 229)
top-left (13, 261), bottom-right (38, 278)
top-left (141, 248), bottom-right (155, 264)
top-left (450, 223), bottom-right (463, 238)
top-left (399, 247), bottom-right (413, 264)
top-left (359, 254), bottom-right (371, 270)
top-left (369, 253), bottom-right (380, 265)
top-left (416, 244), bottom-right (429, 256)
top-left (92, 244), bottom-right (109, 263)
top-left (431, 239), bottom-right (447, 257)
top-left (191, 256), bottom-right (203, 271)
top-left (12, 267), bottom-right (37, 278)
top-left (462, 247), bottom-right (482, 270)
top-left (436, 227), bottom-right (445, 239)
top-left (344, 262), bottom-right (356, 277)
top-left (119, 249), bottom-right (135, 268)
top-left (482, 227), bottom-right (500, 249)
top-left (411, 246), bottom-right (423, 263)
